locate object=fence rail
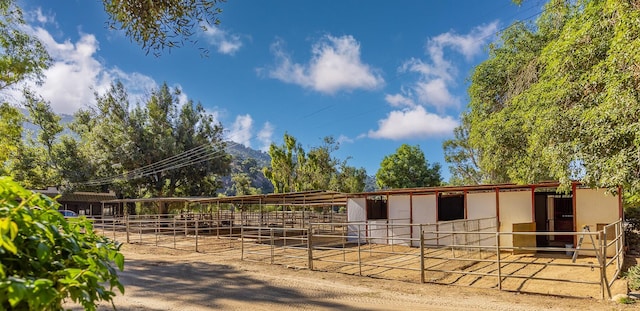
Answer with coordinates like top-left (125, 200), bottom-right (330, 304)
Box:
top-left (92, 215), bottom-right (625, 299)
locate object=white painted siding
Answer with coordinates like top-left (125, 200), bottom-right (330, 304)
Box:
top-left (347, 198), bottom-right (366, 242)
top-left (388, 195), bottom-right (411, 245)
top-left (498, 190), bottom-right (533, 247)
top-left (467, 192), bottom-right (497, 220)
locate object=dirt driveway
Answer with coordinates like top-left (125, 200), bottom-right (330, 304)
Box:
top-left (62, 243), bottom-right (638, 311)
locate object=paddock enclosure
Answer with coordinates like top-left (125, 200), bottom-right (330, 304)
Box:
top-left (95, 184), bottom-right (626, 299)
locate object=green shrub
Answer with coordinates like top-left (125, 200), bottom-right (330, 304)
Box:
top-left (625, 205), bottom-right (640, 232)
top-left (0, 177), bottom-right (124, 310)
top-left (626, 264), bottom-right (640, 291)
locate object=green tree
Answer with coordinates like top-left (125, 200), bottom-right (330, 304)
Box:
top-left (298, 136), bottom-right (340, 191)
top-left (264, 134), bottom-right (367, 193)
top-left (333, 163), bottom-right (367, 193)
top-left (263, 133), bottom-right (303, 193)
top-left (225, 157), bottom-right (272, 196)
top-left (72, 82), bottom-right (230, 205)
top-left (376, 144), bottom-right (441, 189)
top-left (102, 0), bottom-right (224, 55)
top-left (443, 113), bottom-right (510, 185)
top-left (458, 0), bottom-right (640, 194)
top-left (0, 103), bottom-right (23, 175)
top-left (0, 0), bottom-right (51, 91)
top-left (9, 92), bottom-right (63, 188)
top-left (230, 172), bottom-right (260, 196)
top-left (0, 177), bottom-right (124, 310)
top-left (6, 90), bottom-right (91, 190)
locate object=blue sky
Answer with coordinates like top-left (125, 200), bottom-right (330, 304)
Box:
top-left (17, 0), bottom-right (546, 182)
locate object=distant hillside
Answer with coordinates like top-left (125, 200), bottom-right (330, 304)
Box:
top-left (20, 108), bottom-right (75, 138)
top-left (222, 143), bottom-right (274, 195)
top-left (226, 143), bottom-right (271, 168)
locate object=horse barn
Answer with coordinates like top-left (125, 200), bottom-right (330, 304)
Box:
top-left (346, 182), bottom-right (623, 253)
top-left (97, 182), bottom-right (626, 299)
top-left (33, 186), bottom-right (118, 216)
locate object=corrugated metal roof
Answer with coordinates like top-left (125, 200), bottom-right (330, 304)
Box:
top-left (192, 190), bottom-right (347, 206)
top-left (347, 181), bottom-right (566, 196)
top-left (34, 190), bottom-right (117, 202)
top-left (102, 190), bottom-right (347, 207)
top-left (98, 182), bottom-right (579, 207)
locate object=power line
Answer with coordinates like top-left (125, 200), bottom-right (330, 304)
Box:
top-left (74, 139), bottom-right (241, 187)
top-left (71, 2), bottom-right (562, 188)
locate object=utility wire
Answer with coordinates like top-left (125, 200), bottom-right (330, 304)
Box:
top-left (72, 2), bottom-right (562, 188)
top-left (75, 139), bottom-right (241, 187)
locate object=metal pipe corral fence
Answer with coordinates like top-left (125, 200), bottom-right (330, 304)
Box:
top-left (92, 214), bottom-right (625, 299)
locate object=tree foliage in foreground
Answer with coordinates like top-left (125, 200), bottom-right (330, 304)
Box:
top-left (376, 144), bottom-right (441, 189)
top-left (0, 0), bottom-right (51, 91)
top-left (445, 0), bottom-right (640, 194)
top-left (0, 177), bottom-right (124, 310)
top-left (102, 0), bottom-right (225, 55)
top-left (264, 134), bottom-right (367, 193)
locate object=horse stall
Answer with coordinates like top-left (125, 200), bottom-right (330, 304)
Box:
top-left (346, 182), bottom-right (622, 253)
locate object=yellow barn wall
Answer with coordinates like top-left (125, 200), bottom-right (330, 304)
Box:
top-left (498, 190), bottom-right (533, 248)
top-left (575, 188), bottom-right (620, 256)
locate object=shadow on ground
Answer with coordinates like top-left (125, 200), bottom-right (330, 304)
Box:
top-left (93, 257), bottom-right (370, 310)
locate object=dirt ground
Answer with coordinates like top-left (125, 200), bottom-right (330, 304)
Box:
top-left (64, 242), bottom-right (639, 311)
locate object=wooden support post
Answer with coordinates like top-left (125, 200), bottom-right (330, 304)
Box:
top-left (125, 213), bottom-right (130, 244)
top-left (101, 202), bottom-right (106, 236)
top-left (195, 218), bottom-right (199, 252)
top-left (307, 224), bottom-right (313, 270)
top-left (241, 224), bottom-right (245, 260)
top-left (155, 213), bottom-right (159, 246)
top-left (601, 227), bottom-right (611, 299)
top-left (420, 224), bottom-right (425, 284)
top-left (358, 224), bottom-right (362, 276)
top-left (496, 232), bottom-right (502, 290)
top-left (270, 228), bottom-right (275, 265)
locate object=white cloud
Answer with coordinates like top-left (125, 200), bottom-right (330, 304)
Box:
top-left (368, 106), bottom-right (458, 140)
top-left (337, 134), bottom-right (354, 144)
top-left (257, 122), bottom-right (274, 152)
top-left (28, 7), bottom-right (55, 24)
top-left (429, 22), bottom-right (499, 60)
top-left (17, 24), bottom-right (158, 115)
top-left (414, 78), bottom-right (458, 111)
top-left (268, 35), bottom-right (384, 94)
top-left (228, 114), bottom-right (253, 148)
top-left (398, 22), bottom-right (499, 111)
top-left (202, 26), bottom-right (243, 55)
top-left (384, 93), bottom-right (415, 108)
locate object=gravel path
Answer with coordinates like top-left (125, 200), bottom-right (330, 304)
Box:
top-left (67, 243), bottom-right (635, 311)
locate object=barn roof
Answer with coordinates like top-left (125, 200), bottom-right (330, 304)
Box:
top-left (34, 188), bottom-right (117, 202)
top-left (102, 190), bottom-right (347, 207)
top-left (99, 182), bottom-right (591, 206)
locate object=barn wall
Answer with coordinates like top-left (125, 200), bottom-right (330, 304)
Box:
top-left (575, 188), bottom-right (620, 256)
top-left (412, 194), bottom-right (437, 246)
top-left (413, 194), bottom-right (437, 224)
top-left (388, 195), bottom-right (411, 245)
top-left (467, 192), bottom-right (497, 220)
top-left (498, 190), bottom-right (533, 247)
top-left (368, 220), bottom-right (389, 244)
top-left (347, 198), bottom-right (366, 242)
